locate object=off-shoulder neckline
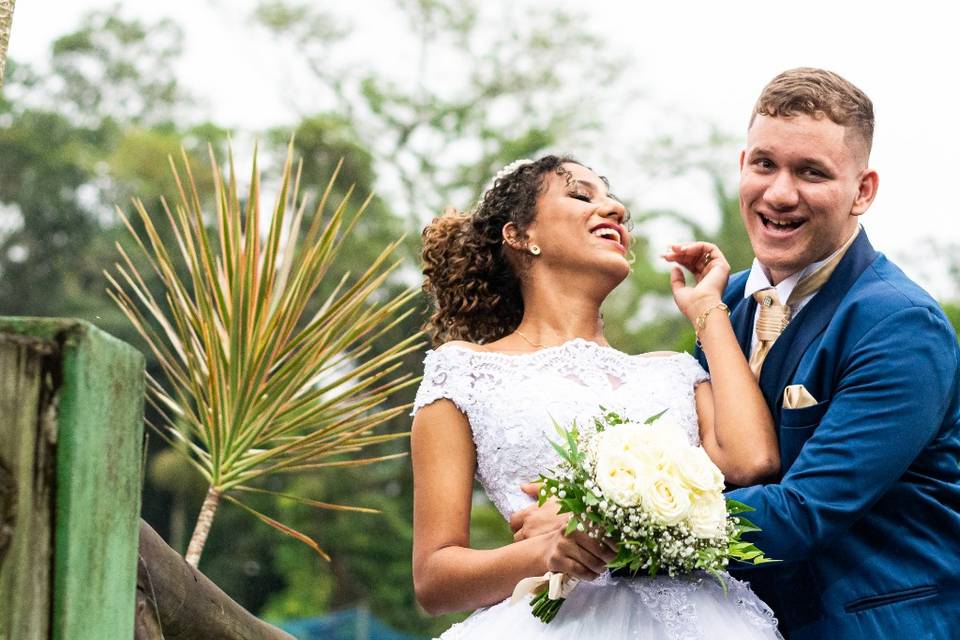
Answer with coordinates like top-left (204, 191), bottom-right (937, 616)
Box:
top-left (430, 337), bottom-right (690, 362)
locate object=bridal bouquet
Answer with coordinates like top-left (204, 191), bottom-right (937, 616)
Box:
top-left (512, 409), bottom-right (774, 623)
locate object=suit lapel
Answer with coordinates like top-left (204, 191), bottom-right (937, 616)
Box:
top-left (758, 231), bottom-right (879, 419)
top-left (730, 293), bottom-right (756, 358)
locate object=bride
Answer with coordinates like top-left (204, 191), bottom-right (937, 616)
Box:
top-left (411, 156), bottom-right (782, 639)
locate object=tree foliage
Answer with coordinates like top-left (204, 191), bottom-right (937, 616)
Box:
top-left (253, 0), bottom-right (625, 225)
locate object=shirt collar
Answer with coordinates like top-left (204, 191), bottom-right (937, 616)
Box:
top-left (743, 226), bottom-right (861, 302)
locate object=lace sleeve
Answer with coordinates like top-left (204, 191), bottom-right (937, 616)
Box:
top-left (677, 352), bottom-right (710, 387)
top-left (411, 347), bottom-right (477, 416)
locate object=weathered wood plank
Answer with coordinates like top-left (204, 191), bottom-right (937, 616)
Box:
top-left (50, 320), bottom-right (145, 640)
top-left (0, 318), bottom-right (145, 640)
top-left (135, 520), bottom-right (295, 640)
top-left (0, 334), bottom-right (56, 640)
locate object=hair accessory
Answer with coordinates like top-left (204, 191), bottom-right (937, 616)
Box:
top-left (475, 158), bottom-right (535, 210)
top-left (493, 158), bottom-right (535, 183)
top-left (529, 244), bottom-right (541, 256)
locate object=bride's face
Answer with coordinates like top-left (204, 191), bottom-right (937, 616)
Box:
top-left (523, 162), bottom-right (631, 285)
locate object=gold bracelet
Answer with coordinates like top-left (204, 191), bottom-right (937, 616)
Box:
top-left (694, 302), bottom-right (729, 347)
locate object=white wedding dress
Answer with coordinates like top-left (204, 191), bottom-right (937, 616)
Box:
top-left (413, 339), bottom-right (782, 640)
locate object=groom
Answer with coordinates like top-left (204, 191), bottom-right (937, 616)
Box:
top-left (696, 68), bottom-right (960, 639)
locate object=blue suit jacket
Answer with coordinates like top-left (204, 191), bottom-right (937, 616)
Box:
top-left (696, 231), bottom-right (960, 639)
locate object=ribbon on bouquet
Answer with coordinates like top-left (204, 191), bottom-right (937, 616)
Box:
top-left (510, 572), bottom-right (580, 604)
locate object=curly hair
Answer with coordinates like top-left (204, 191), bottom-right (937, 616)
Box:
top-left (421, 155), bottom-right (580, 346)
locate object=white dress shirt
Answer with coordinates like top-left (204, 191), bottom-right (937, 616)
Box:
top-left (743, 228), bottom-right (860, 354)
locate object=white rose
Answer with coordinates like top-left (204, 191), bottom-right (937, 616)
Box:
top-left (640, 471), bottom-right (692, 525)
top-left (600, 423), bottom-right (649, 455)
top-left (687, 492), bottom-right (728, 539)
top-left (595, 450), bottom-right (644, 507)
top-left (675, 446), bottom-right (725, 494)
top-left (594, 425), bottom-right (652, 507)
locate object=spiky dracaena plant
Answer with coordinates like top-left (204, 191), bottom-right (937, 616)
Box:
top-left (107, 144), bottom-right (422, 567)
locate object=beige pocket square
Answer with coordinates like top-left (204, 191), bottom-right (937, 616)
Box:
top-left (783, 384), bottom-right (818, 409)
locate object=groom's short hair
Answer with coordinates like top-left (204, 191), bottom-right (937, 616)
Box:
top-left (751, 67), bottom-right (874, 160)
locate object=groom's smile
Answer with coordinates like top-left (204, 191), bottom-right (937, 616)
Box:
top-left (757, 212), bottom-right (805, 233)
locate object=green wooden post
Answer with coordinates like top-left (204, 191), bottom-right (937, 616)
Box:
top-left (0, 318), bottom-right (144, 640)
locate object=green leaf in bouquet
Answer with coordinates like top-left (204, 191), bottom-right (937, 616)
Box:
top-left (643, 408), bottom-right (669, 425)
top-left (599, 406), bottom-right (628, 428)
top-left (584, 511), bottom-right (604, 527)
top-left (564, 422), bottom-right (581, 462)
top-left (729, 540), bottom-right (780, 565)
top-left (725, 499), bottom-right (757, 515)
top-left (554, 498), bottom-right (574, 516)
top-left (697, 546), bottom-right (721, 564)
top-left (607, 540), bottom-right (633, 566)
top-left (734, 516), bottom-right (762, 534)
top-left (548, 438), bottom-right (575, 466)
top-left (564, 498), bottom-right (584, 515)
top-left (646, 557), bottom-right (661, 577)
top-left (564, 517), bottom-right (580, 536)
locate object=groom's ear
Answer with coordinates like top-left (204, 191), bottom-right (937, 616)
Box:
top-left (851, 169), bottom-right (879, 216)
top-left (738, 150), bottom-right (746, 172)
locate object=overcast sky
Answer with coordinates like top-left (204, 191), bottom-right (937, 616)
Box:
top-left (9, 0), bottom-right (960, 298)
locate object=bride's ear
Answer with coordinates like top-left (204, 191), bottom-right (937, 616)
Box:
top-left (502, 222), bottom-right (525, 251)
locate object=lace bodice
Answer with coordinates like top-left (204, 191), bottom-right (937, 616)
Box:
top-left (412, 338), bottom-right (709, 520)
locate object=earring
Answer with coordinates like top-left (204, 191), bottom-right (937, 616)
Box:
top-left (529, 245), bottom-right (541, 256)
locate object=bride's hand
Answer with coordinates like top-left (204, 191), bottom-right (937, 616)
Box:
top-left (538, 524), bottom-right (617, 581)
top-left (514, 484), bottom-right (615, 579)
top-left (663, 241), bottom-right (731, 324)
top-left (509, 483), bottom-right (569, 541)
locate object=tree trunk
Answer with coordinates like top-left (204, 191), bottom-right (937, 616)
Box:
top-left (136, 519), bottom-right (294, 640)
top-left (185, 485), bottom-right (221, 567)
top-left (0, 0), bottom-right (16, 88)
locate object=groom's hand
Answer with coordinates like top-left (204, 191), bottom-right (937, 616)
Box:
top-left (509, 483), bottom-right (570, 541)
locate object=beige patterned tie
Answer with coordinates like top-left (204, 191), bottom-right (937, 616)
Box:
top-left (748, 229), bottom-right (860, 378)
top-left (749, 289), bottom-right (790, 377)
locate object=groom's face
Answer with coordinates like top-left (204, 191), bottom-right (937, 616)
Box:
top-left (739, 113), bottom-right (877, 284)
